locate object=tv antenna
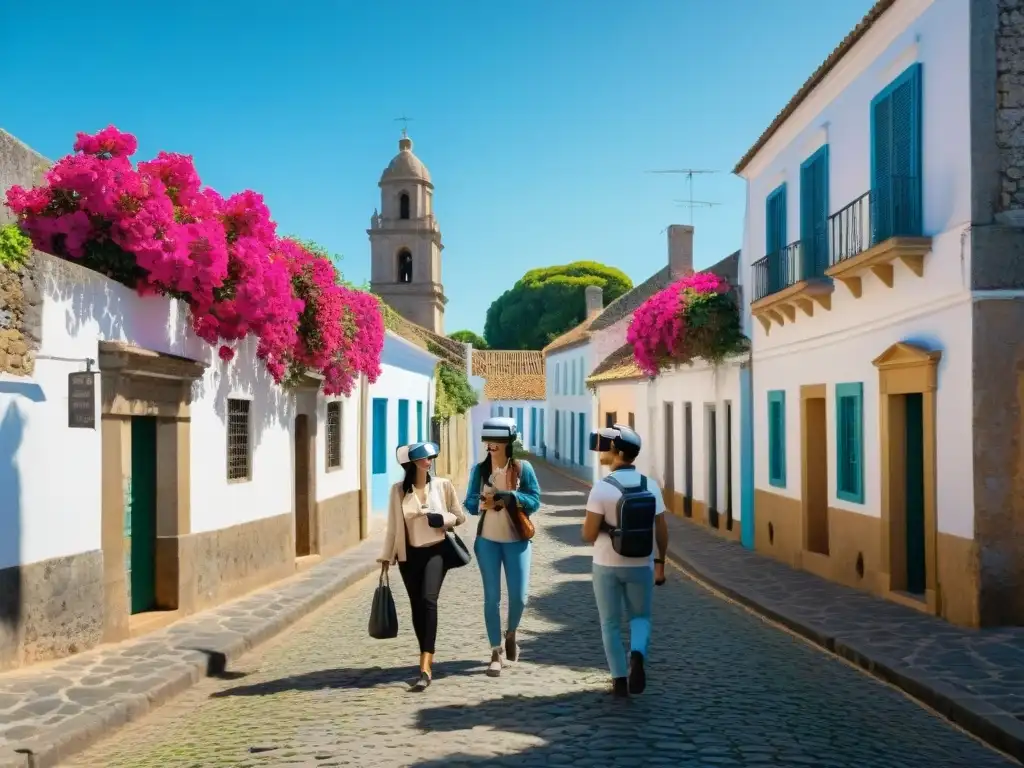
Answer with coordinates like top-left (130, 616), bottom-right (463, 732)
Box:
top-left (646, 168), bottom-right (721, 224)
top-left (394, 115), bottom-right (414, 138)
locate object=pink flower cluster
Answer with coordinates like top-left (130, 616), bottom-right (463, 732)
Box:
top-left (5, 126), bottom-right (381, 395)
top-left (626, 271), bottom-right (730, 377)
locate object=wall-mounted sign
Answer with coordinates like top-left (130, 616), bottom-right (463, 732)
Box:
top-left (68, 371), bottom-right (96, 429)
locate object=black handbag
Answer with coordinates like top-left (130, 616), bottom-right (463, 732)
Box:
top-left (368, 567), bottom-right (399, 639)
top-left (444, 530), bottom-right (472, 569)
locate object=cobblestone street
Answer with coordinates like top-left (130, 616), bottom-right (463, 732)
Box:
top-left (67, 467), bottom-right (1017, 768)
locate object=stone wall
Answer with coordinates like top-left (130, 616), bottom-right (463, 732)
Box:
top-left (0, 129), bottom-right (49, 226)
top-left (0, 253), bottom-right (42, 377)
top-left (997, 0), bottom-right (1024, 214)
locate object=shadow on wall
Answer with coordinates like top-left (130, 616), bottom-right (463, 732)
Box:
top-left (0, 399), bottom-right (30, 636)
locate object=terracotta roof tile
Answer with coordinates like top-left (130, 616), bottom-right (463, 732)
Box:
top-left (483, 374), bottom-right (546, 401)
top-left (588, 267), bottom-right (673, 332)
top-left (733, 0), bottom-right (897, 174)
top-left (587, 344), bottom-right (645, 385)
top-left (542, 313), bottom-right (601, 355)
top-left (472, 350), bottom-right (546, 401)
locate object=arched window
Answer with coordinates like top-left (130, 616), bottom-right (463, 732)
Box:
top-left (397, 249), bottom-right (413, 283)
top-left (399, 193), bottom-right (410, 220)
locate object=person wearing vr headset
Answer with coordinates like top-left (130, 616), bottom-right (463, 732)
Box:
top-left (379, 441), bottom-right (467, 691)
top-left (581, 424), bottom-right (669, 697)
top-left (464, 417), bottom-right (542, 677)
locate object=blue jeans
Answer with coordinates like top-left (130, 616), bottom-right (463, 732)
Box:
top-left (592, 564), bottom-right (653, 678)
top-left (474, 537), bottom-right (532, 647)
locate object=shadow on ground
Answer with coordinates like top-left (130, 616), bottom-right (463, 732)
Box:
top-left (551, 554), bottom-right (591, 575)
top-left (411, 689), bottom-right (655, 766)
top-left (519, 576), bottom-right (606, 670)
top-left (209, 660), bottom-right (481, 697)
top-left (544, 522), bottom-right (586, 548)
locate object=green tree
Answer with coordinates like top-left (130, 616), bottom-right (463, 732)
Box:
top-left (483, 261), bottom-right (632, 350)
top-left (449, 329), bottom-right (488, 349)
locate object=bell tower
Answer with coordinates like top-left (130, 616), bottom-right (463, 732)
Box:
top-left (368, 132), bottom-right (447, 334)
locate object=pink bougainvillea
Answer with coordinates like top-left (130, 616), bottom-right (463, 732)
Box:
top-left (626, 271), bottom-right (747, 377)
top-left (4, 125), bottom-right (382, 394)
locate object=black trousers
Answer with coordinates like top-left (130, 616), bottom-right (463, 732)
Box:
top-left (398, 541), bottom-right (449, 654)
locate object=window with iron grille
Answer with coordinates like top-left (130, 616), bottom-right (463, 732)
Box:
top-left (227, 398), bottom-right (252, 481)
top-left (326, 401), bottom-right (342, 470)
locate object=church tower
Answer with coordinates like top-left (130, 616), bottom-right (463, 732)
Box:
top-left (368, 132), bottom-right (447, 334)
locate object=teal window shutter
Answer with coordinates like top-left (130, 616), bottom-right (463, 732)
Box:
top-left (835, 382), bottom-right (864, 503)
top-left (765, 184), bottom-right (788, 293)
top-left (800, 146), bottom-right (830, 279)
top-left (372, 398), bottom-right (387, 474)
top-left (398, 399), bottom-right (409, 446)
top-left (871, 63), bottom-right (923, 243)
top-left (530, 407), bottom-right (537, 447)
top-left (516, 407), bottom-right (524, 435)
top-left (767, 390), bottom-right (786, 488)
top-left (416, 401), bottom-right (423, 442)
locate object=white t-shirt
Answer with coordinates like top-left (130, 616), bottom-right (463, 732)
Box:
top-left (586, 467), bottom-right (665, 568)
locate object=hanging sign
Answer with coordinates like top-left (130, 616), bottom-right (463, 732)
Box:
top-left (68, 371), bottom-right (96, 429)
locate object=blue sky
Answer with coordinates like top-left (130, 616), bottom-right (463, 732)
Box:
top-left (2, 0), bottom-right (872, 335)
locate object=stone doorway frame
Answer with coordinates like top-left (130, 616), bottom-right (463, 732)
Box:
top-left (98, 341), bottom-right (206, 641)
top-left (873, 341), bottom-right (942, 615)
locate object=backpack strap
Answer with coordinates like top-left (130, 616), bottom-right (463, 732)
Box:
top-left (639, 476), bottom-right (647, 492)
top-left (602, 475), bottom-right (626, 493)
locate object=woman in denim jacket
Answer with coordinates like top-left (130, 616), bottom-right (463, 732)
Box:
top-left (464, 417), bottom-right (541, 676)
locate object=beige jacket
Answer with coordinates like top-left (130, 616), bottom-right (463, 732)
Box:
top-left (379, 478), bottom-right (467, 564)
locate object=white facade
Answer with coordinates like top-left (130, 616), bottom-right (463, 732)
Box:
top-left (740, 0), bottom-right (974, 537)
top-left (366, 331), bottom-right (438, 516)
top-left (0, 254), bottom-right (363, 571)
top-left (544, 343), bottom-right (598, 480)
top-left (485, 399), bottom-right (544, 455)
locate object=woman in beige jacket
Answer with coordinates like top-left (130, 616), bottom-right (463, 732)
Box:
top-left (379, 441), bottom-right (466, 691)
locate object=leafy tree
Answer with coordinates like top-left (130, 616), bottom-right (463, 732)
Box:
top-left (449, 329), bottom-right (488, 349)
top-left (483, 261), bottom-right (632, 350)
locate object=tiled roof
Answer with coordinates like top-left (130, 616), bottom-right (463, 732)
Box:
top-left (733, 0), bottom-right (896, 174)
top-left (587, 344), bottom-right (645, 385)
top-left (542, 313), bottom-right (601, 356)
top-left (472, 350), bottom-right (546, 401)
top-left (588, 267), bottom-right (673, 332)
top-left (483, 375), bottom-right (546, 401)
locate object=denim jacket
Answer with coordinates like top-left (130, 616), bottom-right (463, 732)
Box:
top-left (464, 459), bottom-right (542, 517)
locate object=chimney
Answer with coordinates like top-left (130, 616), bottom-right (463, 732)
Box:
top-left (585, 285), bottom-right (604, 319)
top-left (667, 224), bottom-right (694, 279)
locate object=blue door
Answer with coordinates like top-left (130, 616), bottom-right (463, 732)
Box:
top-left (554, 411), bottom-right (560, 460)
top-left (530, 408), bottom-right (537, 448)
top-left (578, 413), bottom-right (585, 466)
top-left (372, 398), bottom-right (389, 514)
top-left (739, 368), bottom-right (755, 549)
top-left (540, 409), bottom-right (546, 455)
top-left (516, 407), bottom-right (524, 438)
top-left (416, 401), bottom-right (424, 442)
top-left (569, 412), bottom-right (575, 464)
top-left (398, 399), bottom-right (409, 446)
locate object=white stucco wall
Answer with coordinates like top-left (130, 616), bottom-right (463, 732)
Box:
top-left (544, 344), bottom-right (596, 472)
top-left (645, 361), bottom-right (744, 520)
top-left (484, 400), bottom-right (544, 453)
top-left (314, 387), bottom-right (362, 503)
top-left (0, 256), bottom-right (359, 568)
top-left (366, 332), bottom-right (437, 515)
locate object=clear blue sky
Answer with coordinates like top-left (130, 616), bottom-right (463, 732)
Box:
top-left (2, 0), bottom-right (872, 336)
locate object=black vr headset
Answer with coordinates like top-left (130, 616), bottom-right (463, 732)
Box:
top-left (588, 424), bottom-right (642, 454)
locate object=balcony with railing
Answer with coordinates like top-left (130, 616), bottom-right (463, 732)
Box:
top-left (750, 239), bottom-right (834, 334)
top-left (824, 175), bottom-right (930, 298)
top-left (750, 175), bottom-right (931, 333)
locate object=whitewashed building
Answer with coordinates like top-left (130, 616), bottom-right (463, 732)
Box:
top-left (542, 286), bottom-right (604, 482)
top-left (0, 241), bottom-right (369, 671)
top-left (736, 0), bottom-right (1024, 627)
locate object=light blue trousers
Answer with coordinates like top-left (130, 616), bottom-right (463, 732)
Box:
top-left (474, 537), bottom-right (532, 647)
top-left (592, 564), bottom-right (653, 678)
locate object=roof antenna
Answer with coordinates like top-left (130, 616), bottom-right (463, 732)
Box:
top-left (646, 168), bottom-right (721, 224)
top-left (394, 115), bottom-right (414, 138)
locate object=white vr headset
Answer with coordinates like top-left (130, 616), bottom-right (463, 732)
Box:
top-left (588, 424), bottom-right (642, 453)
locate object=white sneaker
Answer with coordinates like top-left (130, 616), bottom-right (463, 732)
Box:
top-left (487, 647), bottom-right (504, 677)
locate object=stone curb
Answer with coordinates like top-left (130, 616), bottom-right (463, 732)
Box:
top-left (0, 537), bottom-right (383, 768)
top-left (528, 457), bottom-right (1024, 763)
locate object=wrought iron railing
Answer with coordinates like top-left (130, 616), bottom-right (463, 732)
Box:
top-left (751, 241), bottom-right (802, 302)
top-left (830, 175), bottom-right (922, 266)
top-left (828, 192), bottom-right (871, 267)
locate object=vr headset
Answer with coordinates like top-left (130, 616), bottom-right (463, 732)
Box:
top-left (588, 424), bottom-right (642, 453)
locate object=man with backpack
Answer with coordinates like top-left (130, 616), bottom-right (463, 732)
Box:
top-left (581, 424), bottom-right (669, 697)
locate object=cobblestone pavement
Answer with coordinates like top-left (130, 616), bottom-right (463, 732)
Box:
top-left (67, 467), bottom-right (1018, 768)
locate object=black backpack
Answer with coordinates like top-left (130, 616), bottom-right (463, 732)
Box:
top-left (600, 474), bottom-right (658, 558)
